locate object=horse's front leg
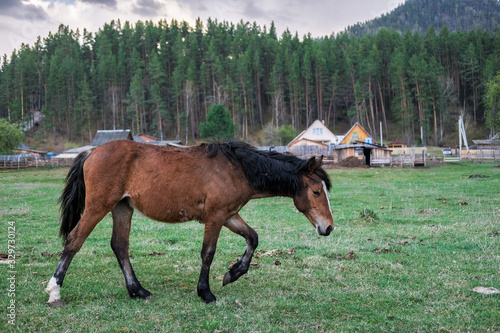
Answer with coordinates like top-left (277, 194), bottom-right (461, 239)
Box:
top-left (222, 214), bottom-right (258, 286)
top-left (197, 221), bottom-right (223, 303)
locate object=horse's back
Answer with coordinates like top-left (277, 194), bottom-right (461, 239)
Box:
top-left (83, 140), bottom-right (250, 223)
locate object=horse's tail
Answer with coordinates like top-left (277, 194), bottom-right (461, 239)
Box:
top-left (58, 150), bottom-right (92, 242)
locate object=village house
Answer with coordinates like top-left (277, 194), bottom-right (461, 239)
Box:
top-left (288, 120), bottom-right (338, 156)
top-left (288, 120), bottom-right (393, 167)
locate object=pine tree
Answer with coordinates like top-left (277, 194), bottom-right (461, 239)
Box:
top-left (200, 104), bottom-right (235, 140)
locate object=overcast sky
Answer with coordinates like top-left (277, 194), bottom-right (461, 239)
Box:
top-left (0, 0), bottom-right (403, 59)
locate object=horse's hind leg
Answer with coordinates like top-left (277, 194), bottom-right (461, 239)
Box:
top-left (111, 199), bottom-right (152, 299)
top-left (222, 214), bottom-right (258, 286)
top-left (46, 207), bottom-right (109, 307)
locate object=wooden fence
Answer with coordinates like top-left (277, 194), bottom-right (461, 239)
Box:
top-left (462, 149), bottom-right (499, 161)
top-left (0, 155), bottom-right (73, 169)
top-left (390, 147), bottom-right (427, 156)
top-left (443, 149), bottom-right (499, 163)
top-left (288, 146), bottom-right (328, 158)
top-left (390, 148), bottom-right (426, 167)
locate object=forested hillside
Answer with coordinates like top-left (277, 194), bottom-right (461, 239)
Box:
top-left (1, 16), bottom-right (499, 149)
top-left (347, 0), bottom-right (500, 36)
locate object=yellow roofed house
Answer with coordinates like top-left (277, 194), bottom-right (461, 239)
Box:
top-left (339, 122), bottom-right (374, 145)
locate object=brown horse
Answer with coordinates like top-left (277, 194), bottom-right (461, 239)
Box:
top-left (45, 140), bottom-right (333, 307)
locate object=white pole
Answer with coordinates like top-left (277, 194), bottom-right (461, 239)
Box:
top-left (380, 121), bottom-right (383, 146)
top-left (459, 116), bottom-right (462, 160)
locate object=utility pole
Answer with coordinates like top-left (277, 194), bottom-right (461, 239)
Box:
top-left (380, 121), bottom-right (383, 145)
top-left (458, 115), bottom-right (469, 160)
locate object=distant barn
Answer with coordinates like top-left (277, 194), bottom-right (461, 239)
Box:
top-left (55, 130), bottom-right (135, 160)
top-left (91, 130), bottom-right (134, 146)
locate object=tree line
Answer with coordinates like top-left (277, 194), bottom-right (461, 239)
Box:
top-left (1, 18), bottom-right (500, 147)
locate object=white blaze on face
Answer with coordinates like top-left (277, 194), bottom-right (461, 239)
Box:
top-left (45, 276), bottom-right (61, 303)
top-left (322, 181), bottom-right (332, 213)
top-left (311, 181), bottom-right (333, 235)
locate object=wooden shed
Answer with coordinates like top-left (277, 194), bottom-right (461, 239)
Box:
top-left (472, 134), bottom-right (500, 149)
top-left (14, 144), bottom-right (48, 158)
top-left (332, 143), bottom-right (392, 166)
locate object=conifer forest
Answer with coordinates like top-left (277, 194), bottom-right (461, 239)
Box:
top-left (1, 15), bottom-right (500, 147)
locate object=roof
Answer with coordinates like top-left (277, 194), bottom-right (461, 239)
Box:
top-left (333, 142), bottom-right (392, 151)
top-left (91, 130), bottom-right (133, 146)
top-left (139, 134), bottom-right (159, 142)
top-left (339, 122), bottom-right (373, 145)
top-left (291, 138), bottom-right (328, 147)
top-left (472, 133), bottom-right (499, 145)
top-left (64, 145), bottom-right (95, 153)
top-left (472, 139), bottom-right (500, 145)
top-left (53, 153), bottom-right (80, 159)
top-left (15, 144), bottom-right (48, 154)
top-left (288, 120), bottom-right (337, 147)
top-left (147, 140), bottom-right (185, 147)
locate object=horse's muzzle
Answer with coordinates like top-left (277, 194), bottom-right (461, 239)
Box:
top-left (317, 224), bottom-right (333, 236)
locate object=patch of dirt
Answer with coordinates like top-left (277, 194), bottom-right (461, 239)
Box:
top-left (322, 251), bottom-right (357, 261)
top-left (373, 248), bottom-right (401, 254)
top-left (335, 156), bottom-right (367, 168)
top-left (149, 251), bottom-right (166, 256)
top-left (469, 174), bottom-right (490, 178)
top-left (344, 251), bottom-right (357, 260)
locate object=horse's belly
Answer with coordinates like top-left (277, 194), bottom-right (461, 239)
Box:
top-left (126, 193), bottom-right (206, 223)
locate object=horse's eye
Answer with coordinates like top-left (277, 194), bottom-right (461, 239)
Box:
top-left (312, 190), bottom-right (320, 197)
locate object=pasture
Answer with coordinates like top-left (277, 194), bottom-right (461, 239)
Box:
top-left (0, 163), bottom-right (499, 332)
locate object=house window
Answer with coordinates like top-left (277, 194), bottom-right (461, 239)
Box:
top-left (313, 128), bottom-right (323, 135)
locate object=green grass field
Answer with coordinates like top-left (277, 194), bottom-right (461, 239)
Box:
top-left (1, 163), bottom-right (499, 332)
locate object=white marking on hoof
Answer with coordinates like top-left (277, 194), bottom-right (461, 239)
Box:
top-left (45, 276), bottom-right (61, 304)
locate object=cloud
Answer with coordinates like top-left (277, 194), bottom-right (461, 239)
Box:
top-left (132, 0), bottom-right (164, 17)
top-left (0, 0), bottom-right (48, 20)
top-left (243, 1), bottom-right (270, 21)
top-left (79, 0), bottom-right (117, 8)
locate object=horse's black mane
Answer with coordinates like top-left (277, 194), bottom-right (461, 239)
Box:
top-left (205, 141), bottom-right (331, 196)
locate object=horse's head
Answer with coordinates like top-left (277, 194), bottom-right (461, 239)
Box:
top-left (293, 156), bottom-right (334, 236)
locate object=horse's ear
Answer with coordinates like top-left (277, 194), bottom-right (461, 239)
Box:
top-left (307, 157), bottom-right (316, 174)
top-left (317, 155), bottom-right (324, 167)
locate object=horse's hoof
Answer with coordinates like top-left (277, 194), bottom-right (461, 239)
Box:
top-left (129, 287), bottom-right (152, 299)
top-left (222, 272), bottom-right (232, 286)
top-left (198, 290), bottom-right (217, 303)
top-left (47, 299), bottom-right (64, 308)
top-left (145, 294), bottom-right (154, 300)
top-left (205, 296), bottom-right (216, 304)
